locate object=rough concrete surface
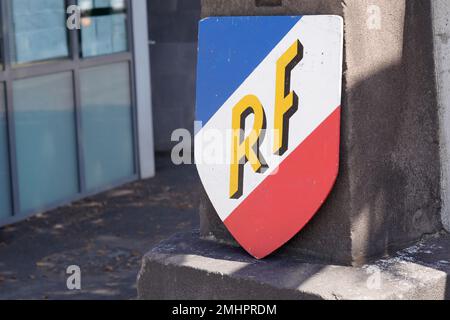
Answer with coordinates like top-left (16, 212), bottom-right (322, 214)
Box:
top-left (432, 0), bottom-right (450, 232)
top-left (199, 0), bottom-right (442, 266)
top-left (138, 231), bottom-right (450, 300)
top-left (0, 155), bottom-right (200, 300)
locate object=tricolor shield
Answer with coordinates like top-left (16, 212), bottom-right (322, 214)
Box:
top-left (195, 16), bottom-right (344, 259)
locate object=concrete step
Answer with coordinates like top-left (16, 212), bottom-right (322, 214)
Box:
top-left (137, 231), bottom-right (450, 300)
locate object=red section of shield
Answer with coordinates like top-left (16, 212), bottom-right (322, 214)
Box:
top-left (224, 107), bottom-right (341, 259)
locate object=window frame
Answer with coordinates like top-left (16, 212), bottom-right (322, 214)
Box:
top-left (0, 0), bottom-right (140, 224)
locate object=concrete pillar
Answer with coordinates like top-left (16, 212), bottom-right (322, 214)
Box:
top-left (199, 0), bottom-right (442, 266)
top-left (432, 0), bottom-right (450, 232)
top-left (137, 0), bottom-right (448, 300)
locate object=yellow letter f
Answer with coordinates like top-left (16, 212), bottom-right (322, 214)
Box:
top-left (273, 40), bottom-right (303, 156)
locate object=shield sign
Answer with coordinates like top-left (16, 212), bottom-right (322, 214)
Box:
top-left (195, 16), bottom-right (344, 259)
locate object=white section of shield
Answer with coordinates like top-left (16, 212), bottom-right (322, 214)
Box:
top-left (195, 16), bottom-right (344, 222)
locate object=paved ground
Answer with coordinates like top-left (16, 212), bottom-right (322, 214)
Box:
top-left (0, 154), bottom-right (200, 300)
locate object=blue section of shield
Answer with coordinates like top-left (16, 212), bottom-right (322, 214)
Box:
top-left (196, 16), bottom-right (302, 125)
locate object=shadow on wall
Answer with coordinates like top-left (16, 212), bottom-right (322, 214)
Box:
top-left (343, 0), bottom-right (442, 264)
top-left (148, 0), bottom-right (201, 152)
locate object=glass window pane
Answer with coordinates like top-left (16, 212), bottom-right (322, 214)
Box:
top-left (0, 85), bottom-right (12, 220)
top-left (13, 73), bottom-right (79, 213)
top-left (80, 62), bottom-right (134, 191)
top-left (9, 0), bottom-right (69, 65)
top-left (79, 0), bottom-right (128, 57)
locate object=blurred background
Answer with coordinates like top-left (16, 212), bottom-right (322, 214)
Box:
top-left (0, 0), bottom-right (200, 226)
top-left (0, 0), bottom-right (200, 299)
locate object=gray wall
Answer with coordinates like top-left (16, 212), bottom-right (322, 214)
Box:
top-left (148, 0), bottom-right (201, 151)
top-left (432, 0), bottom-right (450, 232)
